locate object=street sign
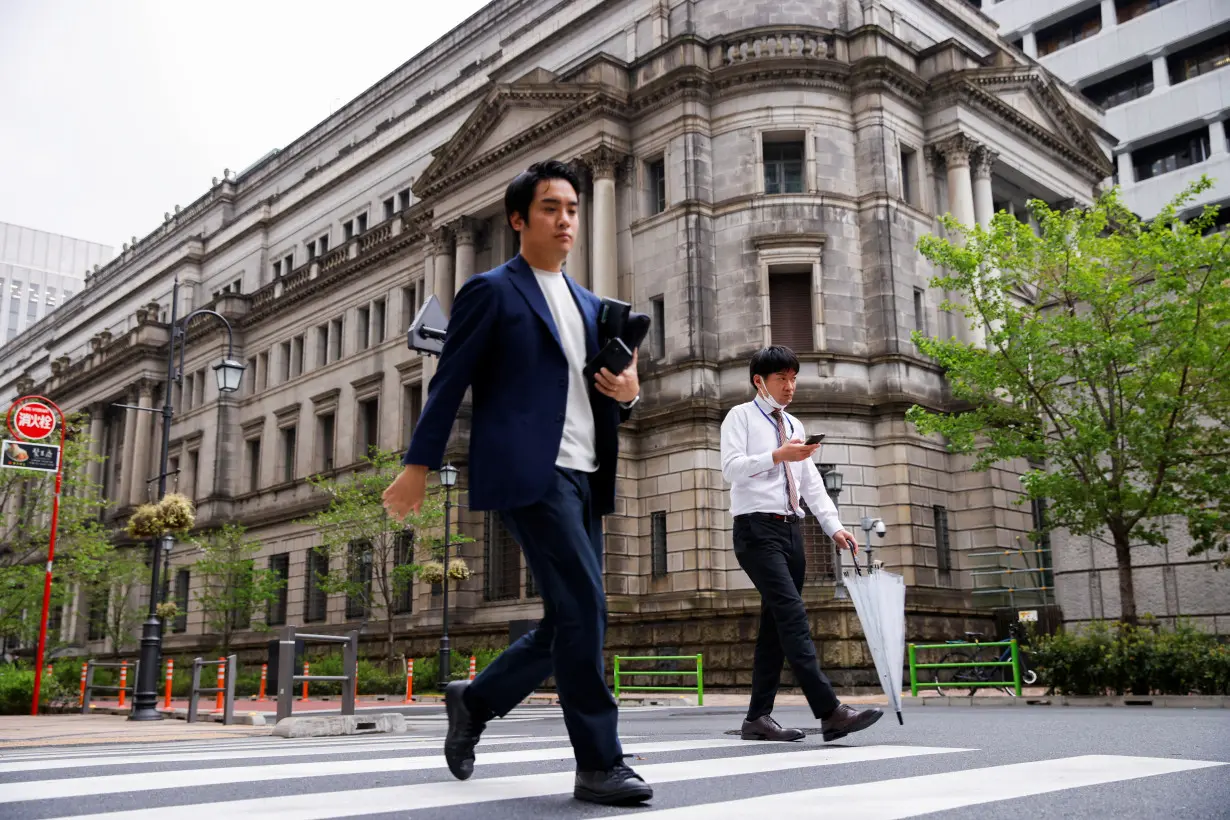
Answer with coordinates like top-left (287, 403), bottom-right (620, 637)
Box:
top-left (1018, 609), bottom-right (1039, 622)
top-left (2, 439), bottom-right (61, 472)
top-left (11, 401), bottom-right (57, 441)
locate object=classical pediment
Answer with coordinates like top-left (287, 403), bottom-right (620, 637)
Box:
top-left (414, 72), bottom-right (628, 199)
top-left (959, 69), bottom-right (1112, 178)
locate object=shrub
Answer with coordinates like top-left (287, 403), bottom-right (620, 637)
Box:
top-left (0, 663), bottom-right (66, 715)
top-left (1033, 619), bottom-right (1230, 696)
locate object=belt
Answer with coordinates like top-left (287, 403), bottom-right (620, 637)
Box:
top-left (737, 512), bottom-right (801, 524)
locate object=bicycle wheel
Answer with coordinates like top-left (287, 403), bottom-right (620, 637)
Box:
top-left (996, 649), bottom-right (1039, 695)
top-left (934, 651), bottom-right (980, 697)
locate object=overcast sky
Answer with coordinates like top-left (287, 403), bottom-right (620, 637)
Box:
top-left (0, 0), bottom-right (494, 252)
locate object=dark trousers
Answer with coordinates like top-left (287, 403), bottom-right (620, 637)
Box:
top-left (467, 467), bottom-right (621, 770)
top-left (733, 513), bottom-right (841, 721)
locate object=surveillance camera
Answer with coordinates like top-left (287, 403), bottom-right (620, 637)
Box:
top-left (874, 519), bottom-right (887, 538)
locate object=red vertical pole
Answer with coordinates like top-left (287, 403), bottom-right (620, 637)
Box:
top-left (302, 661), bottom-right (309, 700)
top-left (216, 658), bottom-right (225, 710)
top-left (258, 663), bottom-right (267, 701)
top-left (22, 397), bottom-right (66, 716)
top-left (78, 663), bottom-right (87, 707)
top-left (405, 658), bottom-right (413, 703)
top-left (164, 658), bottom-right (174, 709)
top-left (118, 662), bottom-right (128, 708)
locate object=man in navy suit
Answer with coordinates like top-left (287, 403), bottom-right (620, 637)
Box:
top-left (383, 160), bottom-right (650, 806)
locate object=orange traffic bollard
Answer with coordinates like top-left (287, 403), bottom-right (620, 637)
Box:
top-left (469, 655), bottom-right (476, 681)
top-left (118, 661), bottom-right (128, 708)
top-left (164, 658), bottom-right (174, 709)
top-left (78, 663), bottom-right (87, 707)
top-left (404, 658), bottom-right (414, 703)
top-left (302, 661), bottom-right (309, 700)
top-left (258, 663), bottom-right (267, 701)
top-left (215, 657), bottom-right (224, 711)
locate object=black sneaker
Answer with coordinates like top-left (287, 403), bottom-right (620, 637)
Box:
top-left (574, 762), bottom-right (654, 806)
top-left (443, 680), bottom-right (485, 780)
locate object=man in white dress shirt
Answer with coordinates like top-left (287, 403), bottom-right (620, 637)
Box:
top-left (720, 345), bottom-right (883, 742)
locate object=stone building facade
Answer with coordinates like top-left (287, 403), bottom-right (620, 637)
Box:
top-left (0, 0), bottom-right (1116, 683)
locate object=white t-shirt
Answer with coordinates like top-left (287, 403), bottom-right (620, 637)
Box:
top-left (532, 267), bottom-right (599, 473)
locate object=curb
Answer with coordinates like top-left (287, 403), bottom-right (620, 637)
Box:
top-left (272, 713), bottom-right (406, 738)
top-left (905, 695), bottom-right (1228, 709)
top-left (81, 706), bottom-right (269, 725)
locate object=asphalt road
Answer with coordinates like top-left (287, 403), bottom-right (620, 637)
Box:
top-left (1, 703), bottom-right (1226, 819)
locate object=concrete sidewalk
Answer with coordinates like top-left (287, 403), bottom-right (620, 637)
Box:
top-left (0, 714), bottom-right (273, 748)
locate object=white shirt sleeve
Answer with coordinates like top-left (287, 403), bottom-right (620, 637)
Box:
top-left (721, 405), bottom-right (776, 482)
top-left (795, 420), bottom-right (846, 538)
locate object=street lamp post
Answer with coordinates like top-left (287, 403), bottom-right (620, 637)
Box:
top-left (123, 275), bottom-right (246, 722)
top-left (437, 463), bottom-right (458, 690)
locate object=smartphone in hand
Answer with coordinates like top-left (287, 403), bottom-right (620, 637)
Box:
top-left (804, 434), bottom-right (825, 446)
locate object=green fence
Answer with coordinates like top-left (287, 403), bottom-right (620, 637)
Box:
top-left (908, 639), bottom-right (1022, 696)
top-left (612, 655), bottom-right (703, 705)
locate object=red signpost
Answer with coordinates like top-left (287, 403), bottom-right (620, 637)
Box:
top-left (4, 395), bottom-right (67, 716)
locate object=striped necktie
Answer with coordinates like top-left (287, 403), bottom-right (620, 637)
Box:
top-left (771, 409), bottom-right (800, 514)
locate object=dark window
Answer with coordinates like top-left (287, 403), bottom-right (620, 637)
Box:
top-left (229, 560), bottom-right (254, 631)
top-left (246, 437), bottom-right (261, 493)
top-left (933, 505), bottom-right (952, 573)
top-left (800, 501), bottom-right (839, 583)
top-left (47, 599), bottom-right (63, 638)
top-left (306, 239), bottom-right (317, 260)
top-left (383, 197), bottom-right (396, 220)
top-left (1030, 499), bottom-right (1055, 590)
top-left (899, 147), bottom-right (918, 206)
top-left (398, 189), bottom-right (411, 211)
top-left (267, 554), bottom-right (289, 626)
top-left (280, 426), bottom-right (296, 483)
top-left (651, 296), bottom-right (666, 359)
top-left (914, 288), bottom-right (928, 336)
top-left (357, 213), bottom-right (368, 234)
top-left (648, 158), bottom-right (666, 214)
top-left (318, 412), bottom-right (335, 472)
top-left (345, 541), bottom-right (372, 619)
top-left (357, 306), bottom-right (371, 351)
top-left (769, 270), bottom-right (814, 352)
top-left (1116, 0), bottom-right (1178, 23)
top-left (305, 548), bottom-right (329, 622)
top-left (173, 569), bottom-right (189, 632)
top-left (372, 299), bottom-right (386, 345)
top-left (484, 512), bottom-right (521, 601)
top-left (1082, 64), bottom-right (1154, 109)
top-left (1133, 128), bottom-right (1211, 181)
top-left (393, 531), bottom-right (415, 614)
top-left (1037, 7), bottom-right (1101, 56)
top-left (87, 587), bottom-right (107, 641)
top-left (764, 140), bottom-right (805, 194)
top-left (651, 511), bottom-right (668, 578)
top-left (402, 384), bottom-right (422, 449)
top-left (1168, 32), bottom-right (1230, 84)
top-left (358, 398), bottom-right (379, 459)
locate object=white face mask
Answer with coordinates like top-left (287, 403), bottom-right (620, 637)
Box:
top-left (757, 378), bottom-right (788, 411)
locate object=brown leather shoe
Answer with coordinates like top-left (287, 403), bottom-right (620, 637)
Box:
top-left (820, 704), bottom-right (883, 742)
top-left (741, 714), bottom-right (805, 741)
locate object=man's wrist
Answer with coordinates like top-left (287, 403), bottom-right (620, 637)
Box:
top-left (619, 394), bottom-right (641, 409)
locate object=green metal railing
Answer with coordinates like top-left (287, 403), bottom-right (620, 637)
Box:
top-left (613, 654), bottom-right (703, 705)
top-left (908, 639), bottom-right (1021, 696)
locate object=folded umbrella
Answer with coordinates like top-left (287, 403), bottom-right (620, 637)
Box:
top-left (844, 550), bottom-right (907, 725)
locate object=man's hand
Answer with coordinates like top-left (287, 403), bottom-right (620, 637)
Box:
top-left (595, 348), bottom-right (640, 403)
top-left (383, 465), bottom-right (428, 520)
top-left (833, 530), bottom-right (859, 554)
top-left (773, 438), bottom-right (821, 463)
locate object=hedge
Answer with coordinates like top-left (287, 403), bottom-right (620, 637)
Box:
top-left (1032, 619), bottom-right (1230, 696)
top-left (0, 663), bottom-right (69, 715)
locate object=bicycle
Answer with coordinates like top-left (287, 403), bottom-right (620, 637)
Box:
top-left (932, 625), bottom-right (1038, 697)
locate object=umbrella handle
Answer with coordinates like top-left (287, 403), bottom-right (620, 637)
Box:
top-left (848, 546), bottom-right (864, 577)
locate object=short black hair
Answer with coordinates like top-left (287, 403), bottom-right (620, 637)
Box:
top-left (504, 160), bottom-right (580, 229)
top-left (749, 345), bottom-right (800, 387)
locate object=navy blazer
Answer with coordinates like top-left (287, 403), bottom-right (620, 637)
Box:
top-left (402, 254), bottom-right (630, 516)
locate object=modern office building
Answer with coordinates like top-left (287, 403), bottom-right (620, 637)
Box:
top-left (9, 0), bottom-right (1202, 677)
top-left (0, 222), bottom-right (111, 344)
top-left (985, 0), bottom-right (1230, 222)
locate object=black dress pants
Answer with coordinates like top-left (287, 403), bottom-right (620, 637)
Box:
top-left (733, 512), bottom-right (841, 721)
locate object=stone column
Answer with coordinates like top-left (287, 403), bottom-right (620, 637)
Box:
top-left (431, 227), bottom-right (455, 315)
top-left (87, 404), bottom-right (105, 491)
top-left (971, 146), bottom-right (998, 229)
top-left (118, 395), bottom-right (137, 506)
top-left (568, 160), bottom-right (591, 289)
top-left (1116, 152), bottom-right (1136, 186)
top-left (588, 147), bottom-right (620, 299)
top-left (128, 382), bottom-right (154, 506)
top-left (453, 218), bottom-right (477, 295)
top-left (936, 134), bottom-right (977, 229)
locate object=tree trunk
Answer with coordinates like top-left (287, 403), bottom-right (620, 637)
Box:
top-left (1113, 533), bottom-right (1138, 625)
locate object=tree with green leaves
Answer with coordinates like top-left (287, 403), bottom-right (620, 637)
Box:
top-left (0, 412), bottom-right (114, 651)
top-left (304, 447), bottom-right (472, 669)
top-left (84, 548), bottom-right (147, 654)
top-left (191, 523), bottom-right (285, 653)
top-left (908, 178), bottom-right (1230, 624)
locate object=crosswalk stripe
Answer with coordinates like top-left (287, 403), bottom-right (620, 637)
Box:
top-left (0, 735), bottom-right (451, 761)
top-left (50, 744), bottom-right (966, 820)
top-left (0, 739), bottom-right (750, 803)
top-left (0, 735), bottom-right (572, 774)
top-left (627, 754), bottom-right (1228, 819)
